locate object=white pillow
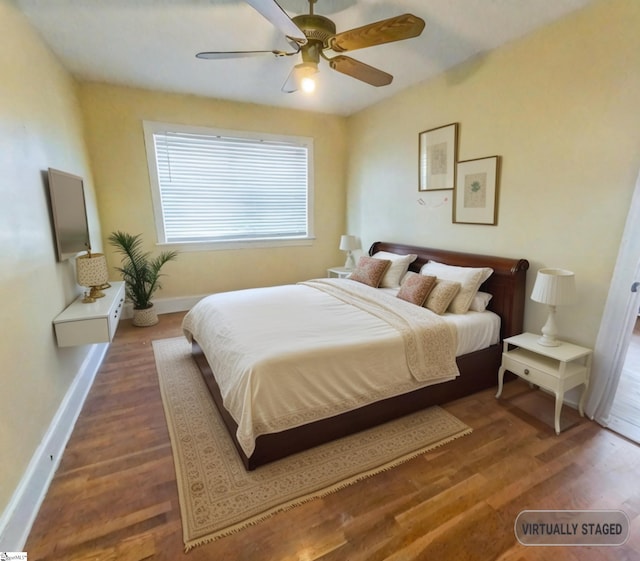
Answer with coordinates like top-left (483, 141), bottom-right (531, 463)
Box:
top-left (372, 251), bottom-right (418, 288)
top-left (469, 291), bottom-right (493, 312)
top-left (420, 260), bottom-right (493, 314)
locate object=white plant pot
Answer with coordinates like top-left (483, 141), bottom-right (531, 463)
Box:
top-left (132, 304), bottom-right (158, 327)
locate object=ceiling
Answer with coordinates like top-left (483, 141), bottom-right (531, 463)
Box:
top-left (17, 0), bottom-right (593, 116)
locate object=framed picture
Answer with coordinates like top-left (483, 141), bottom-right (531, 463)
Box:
top-left (453, 156), bottom-right (500, 225)
top-left (418, 123), bottom-right (458, 191)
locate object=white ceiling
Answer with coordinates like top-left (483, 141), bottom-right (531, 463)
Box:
top-left (17, 0), bottom-right (593, 116)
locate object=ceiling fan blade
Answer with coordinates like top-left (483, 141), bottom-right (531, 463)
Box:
top-left (327, 14), bottom-right (425, 53)
top-left (328, 55), bottom-right (393, 87)
top-left (196, 49), bottom-right (295, 60)
top-left (245, 0), bottom-right (307, 48)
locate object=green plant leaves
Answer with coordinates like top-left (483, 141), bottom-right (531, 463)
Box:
top-left (108, 231), bottom-right (177, 309)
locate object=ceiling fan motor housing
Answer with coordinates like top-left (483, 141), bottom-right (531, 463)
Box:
top-left (292, 13), bottom-right (336, 63)
top-left (292, 14), bottom-right (336, 43)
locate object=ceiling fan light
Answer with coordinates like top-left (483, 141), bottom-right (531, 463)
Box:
top-left (293, 61), bottom-right (318, 94)
top-left (301, 76), bottom-right (316, 93)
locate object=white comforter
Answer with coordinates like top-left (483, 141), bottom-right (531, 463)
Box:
top-left (182, 278), bottom-right (460, 457)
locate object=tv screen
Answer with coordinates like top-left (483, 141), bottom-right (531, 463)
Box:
top-left (47, 168), bottom-right (91, 261)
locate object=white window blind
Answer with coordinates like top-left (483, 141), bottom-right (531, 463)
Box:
top-left (144, 122), bottom-right (313, 245)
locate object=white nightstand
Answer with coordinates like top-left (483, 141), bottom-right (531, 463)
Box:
top-left (496, 332), bottom-right (592, 434)
top-left (327, 266), bottom-right (353, 279)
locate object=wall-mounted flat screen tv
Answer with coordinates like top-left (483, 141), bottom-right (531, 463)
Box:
top-left (47, 168), bottom-right (91, 261)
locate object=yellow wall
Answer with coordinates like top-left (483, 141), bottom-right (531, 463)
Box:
top-left (346, 0), bottom-right (640, 347)
top-left (0, 0), bottom-right (102, 516)
top-left (3, 0), bottom-right (639, 536)
top-left (78, 84), bottom-right (348, 296)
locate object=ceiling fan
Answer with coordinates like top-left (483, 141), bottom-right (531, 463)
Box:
top-left (196, 0), bottom-right (425, 94)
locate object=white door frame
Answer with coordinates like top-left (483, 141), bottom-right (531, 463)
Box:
top-left (586, 169), bottom-right (640, 424)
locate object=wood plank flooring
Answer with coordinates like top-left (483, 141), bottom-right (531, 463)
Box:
top-left (25, 313), bottom-right (640, 560)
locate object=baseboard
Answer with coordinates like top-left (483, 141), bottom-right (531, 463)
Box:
top-left (0, 294), bottom-right (202, 549)
top-left (121, 293), bottom-right (206, 319)
top-left (0, 343), bottom-right (109, 551)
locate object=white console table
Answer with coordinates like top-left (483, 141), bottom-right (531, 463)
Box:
top-left (53, 281), bottom-right (125, 347)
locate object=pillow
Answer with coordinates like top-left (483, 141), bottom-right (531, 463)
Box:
top-left (424, 279), bottom-right (461, 315)
top-left (420, 261), bottom-right (493, 314)
top-left (469, 291), bottom-right (493, 312)
top-left (349, 256), bottom-right (391, 288)
top-left (372, 251), bottom-right (418, 288)
top-left (397, 273), bottom-right (436, 306)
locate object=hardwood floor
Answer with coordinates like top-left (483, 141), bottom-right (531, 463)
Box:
top-left (25, 313), bottom-right (640, 560)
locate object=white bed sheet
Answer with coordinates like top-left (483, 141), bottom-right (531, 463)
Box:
top-left (444, 310), bottom-right (500, 355)
top-left (378, 287), bottom-right (500, 355)
top-left (183, 279), bottom-right (498, 457)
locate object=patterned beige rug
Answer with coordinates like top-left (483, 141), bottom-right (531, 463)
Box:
top-left (153, 336), bottom-right (472, 552)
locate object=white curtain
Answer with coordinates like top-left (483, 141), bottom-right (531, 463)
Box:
top-left (586, 169), bottom-right (640, 423)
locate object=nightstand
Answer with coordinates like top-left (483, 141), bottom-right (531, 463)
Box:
top-left (496, 332), bottom-right (592, 434)
top-left (327, 266), bottom-right (353, 279)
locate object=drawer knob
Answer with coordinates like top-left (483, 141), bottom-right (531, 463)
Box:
top-left (524, 368), bottom-right (530, 375)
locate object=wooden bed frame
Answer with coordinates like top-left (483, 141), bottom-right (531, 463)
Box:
top-left (192, 241), bottom-right (529, 470)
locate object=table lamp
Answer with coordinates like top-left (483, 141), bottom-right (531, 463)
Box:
top-left (76, 251), bottom-right (110, 303)
top-left (530, 268), bottom-right (576, 346)
top-left (339, 235), bottom-right (360, 269)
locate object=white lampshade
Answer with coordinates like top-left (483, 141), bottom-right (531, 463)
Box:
top-left (76, 252), bottom-right (109, 302)
top-left (531, 268), bottom-right (576, 346)
top-left (339, 235), bottom-right (360, 252)
top-left (531, 268), bottom-right (576, 306)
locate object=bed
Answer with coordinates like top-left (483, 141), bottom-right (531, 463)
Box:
top-left (183, 241), bottom-right (529, 470)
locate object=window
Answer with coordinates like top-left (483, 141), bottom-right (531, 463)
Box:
top-left (143, 121), bottom-right (314, 249)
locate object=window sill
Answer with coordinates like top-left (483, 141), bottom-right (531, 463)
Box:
top-left (156, 237), bottom-right (316, 252)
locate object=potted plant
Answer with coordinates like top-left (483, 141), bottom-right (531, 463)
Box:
top-left (108, 231), bottom-right (178, 327)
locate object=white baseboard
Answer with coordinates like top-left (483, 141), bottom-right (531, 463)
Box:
top-left (121, 293), bottom-right (206, 319)
top-left (0, 293), bottom-right (203, 550)
top-left (0, 343), bottom-right (109, 551)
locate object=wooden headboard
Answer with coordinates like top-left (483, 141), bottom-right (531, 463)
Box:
top-left (369, 241), bottom-right (530, 340)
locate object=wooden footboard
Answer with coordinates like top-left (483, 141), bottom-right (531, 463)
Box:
top-left (191, 242), bottom-right (529, 470)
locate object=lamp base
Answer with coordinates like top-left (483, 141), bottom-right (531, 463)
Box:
top-left (538, 305), bottom-right (561, 346)
top-left (81, 285), bottom-right (106, 303)
top-left (89, 285), bottom-right (106, 299)
top-left (537, 334), bottom-right (560, 347)
top-left (344, 251), bottom-right (356, 269)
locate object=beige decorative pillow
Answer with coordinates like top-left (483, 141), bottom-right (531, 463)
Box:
top-left (420, 261), bottom-right (493, 314)
top-left (397, 273), bottom-right (436, 306)
top-left (349, 256), bottom-right (391, 288)
top-left (425, 279), bottom-right (461, 315)
top-left (372, 251), bottom-right (418, 288)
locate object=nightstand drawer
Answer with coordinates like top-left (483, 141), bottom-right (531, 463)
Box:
top-left (502, 352), bottom-right (558, 389)
top-left (108, 291), bottom-right (125, 340)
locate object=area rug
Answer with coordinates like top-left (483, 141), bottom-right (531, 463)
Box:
top-left (152, 336), bottom-right (472, 551)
